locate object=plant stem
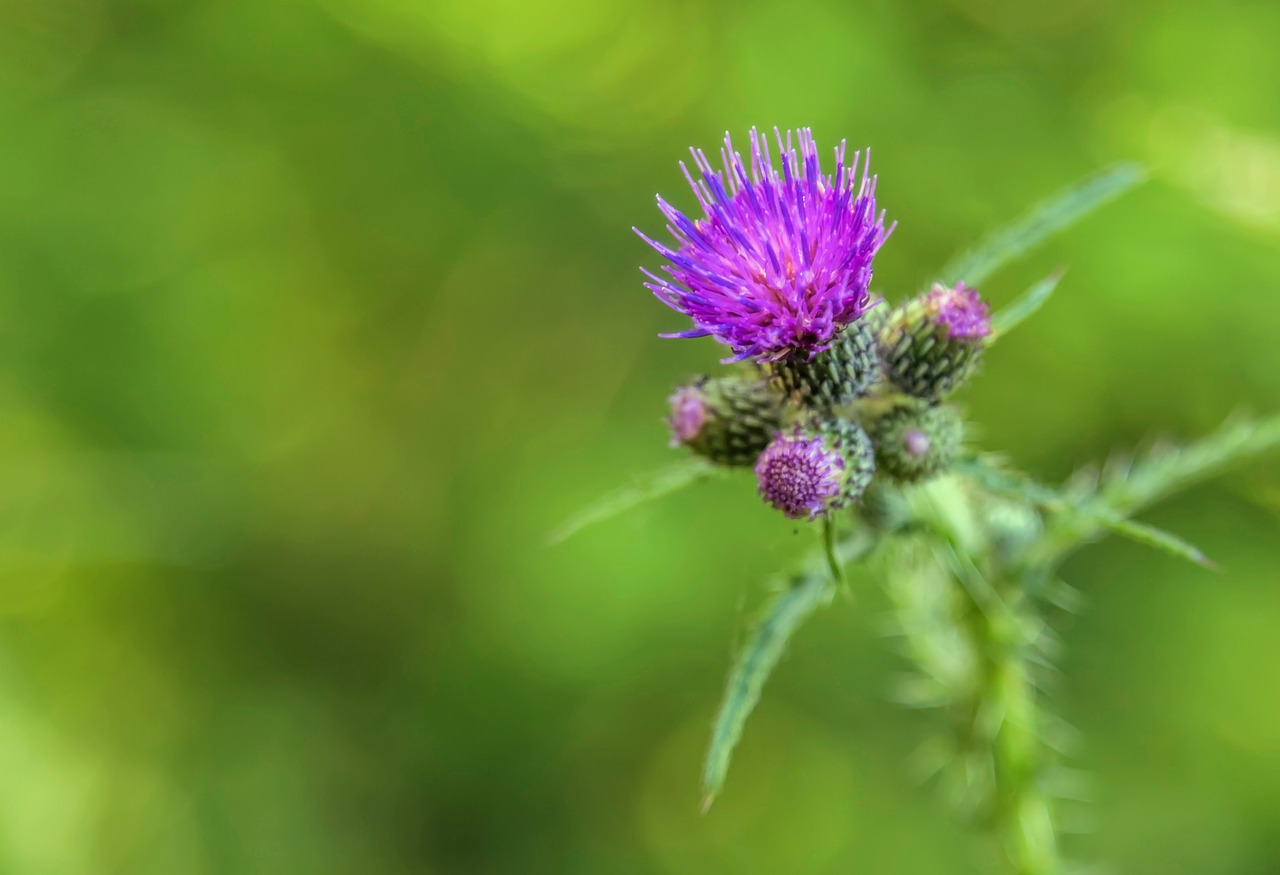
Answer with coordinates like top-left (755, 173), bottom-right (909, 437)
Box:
top-left (822, 516), bottom-right (844, 587)
top-left (963, 573), bottom-right (1059, 875)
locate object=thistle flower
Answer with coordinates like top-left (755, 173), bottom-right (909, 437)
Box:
top-left (879, 282), bottom-right (991, 402)
top-left (667, 375), bottom-right (785, 467)
top-left (636, 127), bottom-right (893, 362)
top-left (755, 418), bottom-right (875, 519)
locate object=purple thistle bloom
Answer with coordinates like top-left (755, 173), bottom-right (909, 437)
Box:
top-left (926, 282), bottom-right (991, 340)
top-left (754, 431), bottom-right (845, 520)
top-left (667, 385), bottom-right (707, 446)
top-left (635, 127), bottom-right (894, 362)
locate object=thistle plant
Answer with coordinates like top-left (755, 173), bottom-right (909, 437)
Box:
top-left (554, 128), bottom-right (1280, 874)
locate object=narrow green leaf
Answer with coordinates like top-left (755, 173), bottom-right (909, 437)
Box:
top-left (702, 570), bottom-right (833, 811)
top-left (1091, 413), bottom-right (1280, 517)
top-left (1100, 516), bottom-right (1217, 569)
top-left (1044, 579), bottom-right (1086, 614)
top-left (989, 271), bottom-right (1065, 341)
top-left (700, 529), bottom-right (875, 810)
top-left (937, 163), bottom-right (1146, 288)
top-left (958, 454), bottom-right (1219, 569)
top-left (547, 458), bottom-right (723, 545)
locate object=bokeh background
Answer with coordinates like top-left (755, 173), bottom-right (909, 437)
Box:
top-left (1, 0), bottom-right (1278, 872)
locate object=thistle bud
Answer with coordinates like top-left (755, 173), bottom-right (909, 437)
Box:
top-left (765, 318), bottom-right (879, 411)
top-left (754, 418), bottom-right (875, 519)
top-left (668, 375), bottom-right (785, 467)
top-left (879, 283), bottom-right (991, 402)
top-left (871, 402), bottom-right (963, 483)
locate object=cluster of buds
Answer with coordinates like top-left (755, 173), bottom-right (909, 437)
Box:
top-left (643, 128), bottom-right (992, 520)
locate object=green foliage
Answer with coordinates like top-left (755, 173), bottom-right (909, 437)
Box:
top-left (956, 455), bottom-right (1216, 569)
top-left (701, 570), bottom-right (833, 810)
top-left (1071, 413), bottom-right (1280, 516)
top-left (547, 459), bottom-right (723, 545)
top-left (937, 164), bottom-right (1147, 289)
top-left (1099, 516), bottom-right (1216, 569)
top-left (989, 272), bottom-right (1065, 342)
top-left (702, 528), bottom-right (875, 809)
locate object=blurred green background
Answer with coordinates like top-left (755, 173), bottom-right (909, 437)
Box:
top-left (0, 0), bottom-right (1278, 872)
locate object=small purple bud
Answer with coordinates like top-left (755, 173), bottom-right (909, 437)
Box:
top-left (668, 386), bottom-right (708, 446)
top-left (879, 283), bottom-right (992, 401)
top-left (755, 419), bottom-right (875, 520)
top-left (666, 375), bottom-right (785, 466)
top-left (926, 282), bottom-right (991, 340)
top-left (754, 433), bottom-right (845, 520)
top-left (903, 429), bottom-right (931, 457)
top-left (870, 403), bottom-right (963, 483)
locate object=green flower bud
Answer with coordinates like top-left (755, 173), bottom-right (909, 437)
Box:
top-left (871, 402), bottom-right (963, 483)
top-left (879, 283), bottom-right (991, 402)
top-left (668, 375), bottom-right (785, 467)
top-left (755, 417), bottom-right (876, 519)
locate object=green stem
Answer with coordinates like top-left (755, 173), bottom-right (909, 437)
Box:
top-left (822, 516), bottom-right (844, 587)
top-left (954, 567), bottom-right (1058, 875)
top-left (992, 651), bottom-right (1057, 875)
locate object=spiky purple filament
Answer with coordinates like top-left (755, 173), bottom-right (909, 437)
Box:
top-left (754, 432), bottom-right (844, 520)
top-left (667, 386), bottom-right (707, 446)
top-left (928, 282), bottom-right (991, 340)
top-left (636, 127), bottom-right (894, 362)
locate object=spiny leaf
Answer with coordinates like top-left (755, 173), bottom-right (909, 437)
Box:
top-left (1099, 516), bottom-right (1217, 569)
top-left (702, 570), bottom-right (833, 811)
top-left (701, 529), bottom-right (874, 810)
top-left (1087, 413), bottom-right (1280, 517)
top-left (989, 271), bottom-right (1065, 341)
top-left (547, 458), bottom-right (724, 545)
top-left (937, 163), bottom-right (1146, 288)
top-left (957, 455), bottom-right (1218, 568)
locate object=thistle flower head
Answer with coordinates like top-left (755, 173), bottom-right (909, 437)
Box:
top-left (755, 419), bottom-right (875, 519)
top-left (924, 282), bottom-right (991, 340)
top-left (637, 127), bottom-right (893, 362)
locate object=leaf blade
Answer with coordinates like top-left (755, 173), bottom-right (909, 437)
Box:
top-left (546, 458), bottom-right (723, 545)
top-left (1100, 516), bottom-right (1217, 569)
top-left (957, 454), bottom-right (1217, 568)
top-left (938, 163), bottom-right (1146, 288)
top-left (702, 570), bottom-right (833, 810)
top-left (989, 271), bottom-right (1065, 341)
top-left (1092, 413), bottom-right (1280, 517)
